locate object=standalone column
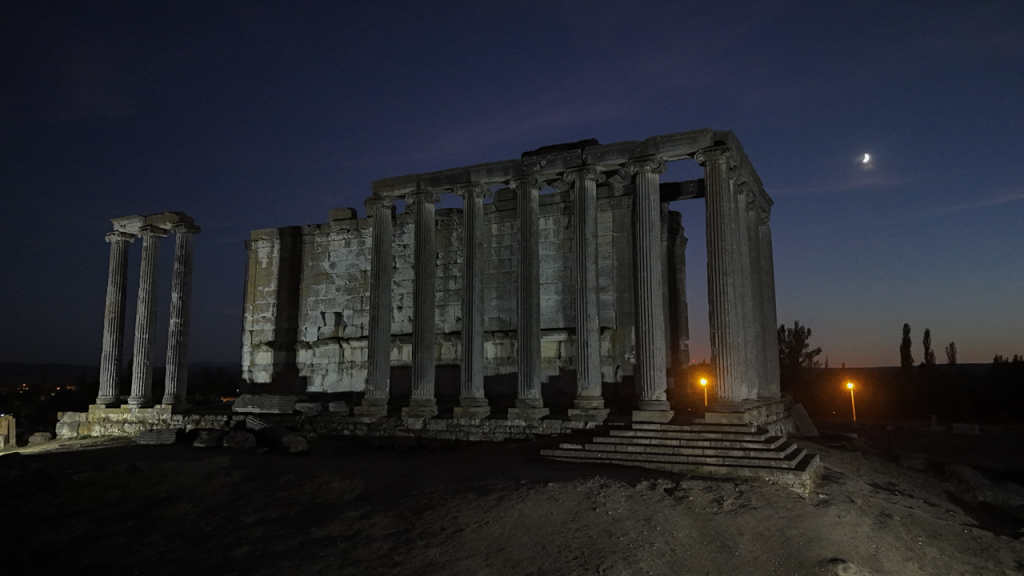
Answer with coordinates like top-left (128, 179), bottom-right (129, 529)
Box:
top-left (455, 183), bottom-right (491, 419)
top-left (735, 189), bottom-right (762, 399)
top-left (95, 231), bottom-right (135, 406)
top-left (161, 223), bottom-right (199, 409)
top-left (758, 212), bottom-right (781, 397)
top-left (404, 190), bottom-right (440, 419)
top-left (626, 157), bottom-right (672, 422)
top-left (743, 200), bottom-right (768, 397)
top-left (565, 167), bottom-right (608, 422)
top-left (356, 196), bottom-right (394, 417)
top-left (128, 225), bottom-right (169, 407)
top-left (508, 175), bottom-right (548, 420)
top-left (698, 147), bottom-right (759, 410)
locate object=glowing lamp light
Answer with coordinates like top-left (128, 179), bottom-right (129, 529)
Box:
top-left (699, 378), bottom-right (708, 406)
top-left (846, 382), bottom-right (857, 421)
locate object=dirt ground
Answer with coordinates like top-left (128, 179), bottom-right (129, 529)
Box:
top-left (2, 426), bottom-right (1023, 576)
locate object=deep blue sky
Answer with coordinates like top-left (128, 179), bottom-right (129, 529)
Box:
top-left (2, 1), bottom-right (1021, 368)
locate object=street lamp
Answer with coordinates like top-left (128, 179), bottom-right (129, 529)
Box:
top-left (846, 382), bottom-right (856, 422)
top-left (699, 378), bottom-right (708, 407)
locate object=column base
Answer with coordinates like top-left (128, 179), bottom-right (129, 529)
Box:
top-left (637, 399), bottom-right (671, 412)
top-left (568, 408), bottom-right (610, 423)
top-left (632, 410), bottom-right (674, 423)
top-left (354, 396), bottom-right (388, 418)
top-left (454, 396), bottom-right (490, 420)
top-left (402, 397), bottom-right (438, 419)
top-left (127, 397), bottom-right (153, 408)
top-left (93, 397), bottom-right (121, 408)
top-left (159, 401), bottom-right (191, 414)
top-left (509, 398), bottom-right (548, 421)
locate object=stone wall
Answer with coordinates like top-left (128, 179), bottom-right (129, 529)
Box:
top-left (242, 185), bottom-right (689, 394)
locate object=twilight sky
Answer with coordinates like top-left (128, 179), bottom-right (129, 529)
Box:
top-left (2, 1), bottom-right (1021, 368)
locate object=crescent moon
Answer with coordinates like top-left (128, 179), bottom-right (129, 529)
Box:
top-left (862, 153), bottom-right (871, 163)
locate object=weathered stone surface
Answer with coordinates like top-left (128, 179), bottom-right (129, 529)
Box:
top-left (295, 402), bottom-right (323, 415)
top-left (224, 430), bottom-right (257, 450)
top-left (233, 394), bottom-right (297, 414)
top-left (193, 430), bottom-right (224, 448)
top-left (56, 420), bottom-right (81, 439)
top-left (28, 432), bottom-right (54, 445)
top-left (898, 452), bottom-right (929, 471)
top-left (136, 428), bottom-right (182, 445)
top-left (789, 403), bottom-right (819, 437)
top-left (0, 415), bottom-right (15, 448)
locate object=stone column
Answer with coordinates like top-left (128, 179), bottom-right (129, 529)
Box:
top-left (356, 196), bottom-right (394, 417)
top-left (758, 211), bottom-right (781, 397)
top-left (455, 183), bottom-right (491, 420)
top-left (698, 147), bottom-right (759, 409)
top-left (161, 223), bottom-right (199, 409)
top-left (95, 231), bottom-right (135, 406)
top-left (508, 175), bottom-right (548, 421)
top-left (128, 225), bottom-right (169, 407)
top-left (565, 167), bottom-right (608, 422)
top-left (626, 157), bottom-right (672, 423)
top-left (735, 188), bottom-right (763, 400)
top-left (404, 190), bottom-right (441, 419)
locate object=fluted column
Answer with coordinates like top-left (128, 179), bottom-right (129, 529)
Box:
top-left (565, 167), bottom-right (608, 422)
top-left (698, 147), bottom-right (759, 408)
top-left (404, 190), bottom-right (441, 419)
top-left (734, 188), bottom-right (762, 399)
top-left (161, 223), bottom-right (199, 408)
top-left (758, 212), bottom-right (781, 397)
top-left (508, 175), bottom-right (548, 420)
top-left (96, 231), bottom-right (135, 406)
top-left (626, 157), bottom-right (672, 422)
top-left (455, 183), bottom-right (491, 419)
top-left (128, 225), bottom-right (169, 407)
top-left (356, 196), bottom-right (394, 417)
top-left (743, 198), bottom-right (767, 397)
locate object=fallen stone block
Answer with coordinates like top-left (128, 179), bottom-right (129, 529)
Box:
top-left (232, 394), bottom-right (298, 414)
top-left (245, 416), bottom-right (308, 453)
top-left (28, 432), bottom-right (54, 445)
top-left (223, 430), bottom-right (257, 450)
top-left (56, 420), bottom-right (81, 439)
top-left (192, 430), bottom-right (225, 448)
top-left (136, 428), bottom-right (183, 445)
top-left (951, 423), bottom-right (979, 435)
top-left (295, 402), bottom-right (323, 416)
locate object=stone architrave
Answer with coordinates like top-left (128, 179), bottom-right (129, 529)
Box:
top-left (404, 190), bottom-right (441, 419)
top-left (626, 157), bottom-right (672, 423)
top-left (698, 147), bottom-right (758, 408)
top-left (95, 231), bottom-right (135, 406)
top-left (128, 225), bottom-right (169, 407)
top-left (454, 183), bottom-right (492, 420)
top-left (565, 167), bottom-right (608, 422)
top-left (508, 175), bottom-right (548, 421)
top-left (758, 212), bottom-right (781, 397)
top-left (161, 223), bottom-right (199, 409)
top-left (356, 196), bottom-right (393, 417)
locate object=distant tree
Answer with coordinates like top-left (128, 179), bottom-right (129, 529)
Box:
top-left (922, 328), bottom-right (936, 366)
top-left (945, 341), bottom-right (957, 365)
top-left (899, 323), bottom-right (914, 370)
top-left (778, 321), bottom-right (823, 372)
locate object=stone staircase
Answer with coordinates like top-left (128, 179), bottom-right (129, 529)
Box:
top-left (541, 421), bottom-right (822, 494)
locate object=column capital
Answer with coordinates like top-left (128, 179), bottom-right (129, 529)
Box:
top-left (105, 231), bottom-right (136, 244)
top-left (453, 182), bottom-right (491, 200)
top-left (562, 166), bottom-right (602, 184)
top-left (406, 190), bottom-right (442, 205)
top-left (138, 225), bottom-right (170, 238)
top-left (625, 156), bottom-right (667, 176)
top-left (170, 223), bottom-right (201, 235)
top-left (694, 146), bottom-right (733, 167)
top-left (364, 196), bottom-right (394, 211)
top-left (508, 174), bottom-right (541, 191)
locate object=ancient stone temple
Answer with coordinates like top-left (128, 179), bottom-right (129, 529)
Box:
top-left (240, 128), bottom-right (780, 425)
top-left (92, 212), bottom-right (200, 411)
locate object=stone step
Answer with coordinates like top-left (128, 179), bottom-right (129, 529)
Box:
top-left (542, 445), bottom-right (807, 470)
top-left (631, 422), bottom-right (758, 434)
top-left (576, 439), bottom-right (798, 460)
top-left (592, 435), bottom-right (786, 450)
top-left (543, 452), bottom-right (822, 495)
top-left (608, 429), bottom-right (772, 442)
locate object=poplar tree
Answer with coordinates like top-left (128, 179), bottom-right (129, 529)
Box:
top-left (923, 328), bottom-right (936, 365)
top-left (900, 323), bottom-right (914, 370)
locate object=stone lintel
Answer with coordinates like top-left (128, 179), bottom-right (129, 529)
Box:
top-left (112, 212), bottom-right (195, 235)
top-left (370, 128), bottom-right (717, 196)
top-left (659, 179), bottom-right (705, 202)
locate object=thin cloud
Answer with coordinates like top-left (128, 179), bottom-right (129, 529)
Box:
top-left (920, 189), bottom-right (1024, 217)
